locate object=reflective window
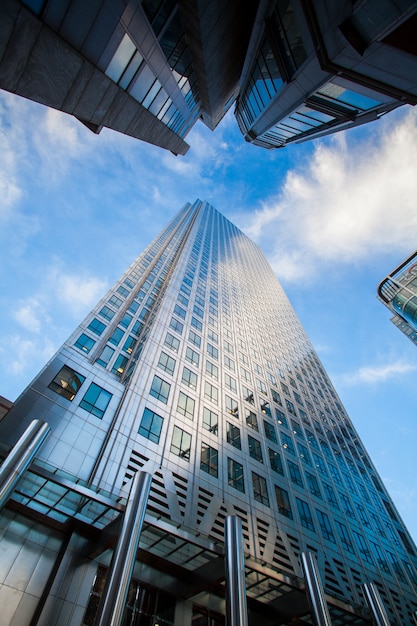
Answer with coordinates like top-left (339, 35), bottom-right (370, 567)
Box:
top-left (287, 460), bottom-right (303, 486)
top-left (269, 448), bottom-right (284, 475)
top-left (79, 383), bottom-right (112, 419)
top-left (149, 375), bottom-right (171, 403)
top-left (48, 365), bottom-right (85, 401)
top-left (264, 420), bottom-right (277, 443)
top-left (248, 435), bottom-right (263, 463)
top-left (182, 366), bottom-right (197, 390)
top-left (252, 472), bottom-right (270, 506)
top-left (185, 347), bottom-right (200, 367)
top-left (158, 351), bottom-right (176, 375)
top-left (165, 331), bottom-right (180, 352)
top-left (275, 485), bottom-right (292, 518)
top-left (203, 407), bottom-right (218, 434)
top-left (74, 333), bottom-right (95, 354)
top-left (228, 458), bottom-right (245, 492)
top-left (112, 354), bottom-right (128, 377)
top-left (227, 423), bottom-right (241, 449)
top-left (96, 345), bottom-right (115, 367)
top-left (317, 510), bottom-right (335, 543)
top-left (171, 426), bottom-right (191, 460)
top-left (177, 391), bottom-right (195, 420)
top-left (296, 498), bottom-right (315, 531)
top-left (88, 318), bottom-right (106, 336)
top-left (201, 443), bottom-right (218, 477)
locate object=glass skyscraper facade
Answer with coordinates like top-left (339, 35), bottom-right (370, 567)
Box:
top-left (0, 200), bottom-right (416, 625)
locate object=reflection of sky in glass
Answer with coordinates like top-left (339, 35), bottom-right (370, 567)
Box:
top-left (318, 81), bottom-right (381, 111)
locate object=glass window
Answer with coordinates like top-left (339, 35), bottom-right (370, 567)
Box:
top-left (88, 318), bottom-right (106, 336)
top-left (207, 343), bottom-right (218, 360)
top-left (177, 391), bottom-right (195, 420)
top-left (171, 426), bottom-right (191, 460)
top-left (246, 410), bottom-right (258, 430)
top-left (109, 327), bottom-right (124, 346)
top-left (340, 493), bottom-right (355, 519)
top-left (276, 409), bottom-right (288, 428)
top-left (296, 498), bottom-right (315, 531)
top-left (335, 521), bottom-right (355, 553)
top-left (225, 373), bottom-right (237, 392)
top-left (188, 330), bottom-right (201, 347)
top-left (288, 460), bottom-right (303, 486)
top-left (79, 383), bottom-right (112, 419)
top-left (48, 365), bottom-right (85, 401)
top-left (182, 366), bottom-right (197, 390)
top-left (248, 435), bottom-right (263, 463)
top-left (174, 304), bottom-right (186, 319)
top-left (269, 448), bottom-right (284, 475)
top-left (158, 351), bottom-right (176, 375)
top-left (275, 485), bottom-right (292, 518)
top-left (227, 423), bottom-right (241, 449)
top-left (203, 407), bottom-right (218, 434)
top-left (122, 336), bottom-right (137, 354)
top-left (185, 347), bottom-right (200, 367)
top-left (252, 472), bottom-right (270, 506)
top-left (206, 360), bottom-right (218, 380)
top-left (96, 345), bottom-right (115, 367)
top-left (204, 382), bottom-right (218, 404)
top-left (138, 407), bottom-right (164, 443)
top-left (228, 458), bottom-right (245, 492)
top-left (353, 531), bottom-right (373, 563)
top-left (317, 510), bottom-right (335, 543)
top-left (99, 306), bottom-right (115, 321)
top-left (112, 354), bottom-right (128, 377)
top-left (297, 442), bottom-right (311, 465)
top-left (201, 443), bottom-right (218, 477)
top-left (306, 472), bottom-right (321, 497)
top-left (281, 432), bottom-right (295, 455)
top-left (169, 317), bottom-right (183, 335)
top-left (106, 33), bottom-right (136, 83)
top-left (165, 331), bottom-right (180, 352)
top-left (149, 375), bottom-right (170, 404)
top-left (264, 420), bottom-right (277, 443)
top-left (74, 333), bottom-right (95, 354)
top-left (191, 316), bottom-right (202, 331)
top-left (108, 295), bottom-right (122, 309)
top-left (225, 395), bottom-right (239, 416)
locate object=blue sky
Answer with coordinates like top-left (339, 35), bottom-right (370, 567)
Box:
top-left (0, 90), bottom-right (417, 542)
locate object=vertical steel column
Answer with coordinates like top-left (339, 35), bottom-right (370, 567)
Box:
top-left (301, 551), bottom-right (332, 626)
top-left (224, 515), bottom-right (248, 626)
top-left (362, 582), bottom-right (391, 626)
top-left (96, 471), bottom-right (152, 626)
top-left (0, 419), bottom-right (50, 510)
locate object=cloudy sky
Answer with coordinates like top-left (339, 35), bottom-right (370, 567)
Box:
top-left (0, 90), bottom-right (417, 541)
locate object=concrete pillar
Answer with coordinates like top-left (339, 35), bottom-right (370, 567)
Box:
top-left (224, 515), bottom-right (248, 626)
top-left (0, 419), bottom-right (50, 509)
top-left (95, 471), bottom-right (152, 626)
top-left (301, 551), bottom-right (332, 626)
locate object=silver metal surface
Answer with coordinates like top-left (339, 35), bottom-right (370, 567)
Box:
top-left (224, 515), bottom-right (248, 626)
top-left (95, 471), bottom-right (152, 626)
top-left (362, 582), bottom-right (391, 626)
top-left (0, 419), bottom-right (50, 510)
top-left (301, 551), bottom-right (332, 626)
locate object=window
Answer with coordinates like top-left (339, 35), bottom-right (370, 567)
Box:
top-left (227, 423), bottom-right (241, 449)
top-left (305, 472), bottom-right (321, 497)
top-left (353, 531), bottom-right (373, 563)
top-left (225, 374), bottom-right (237, 392)
top-left (204, 382), bottom-right (218, 404)
top-left (269, 449), bottom-right (284, 475)
top-left (335, 521), bottom-right (354, 553)
top-left (96, 345), bottom-right (115, 367)
top-left (99, 305), bottom-right (115, 321)
top-left (207, 343), bottom-right (218, 360)
top-left (109, 327), bottom-right (124, 346)
top-left (158, 352), bottom-right (176, 375)
top-left (317, 510), bottom-right (335, 543)
top-left (88, 318), bottom-right (106, 336)
top-left (112, 354), bottom-right (128, 376)
top-left (288, 460), bottom-right (303, 486)
top-left (169, 317), bottom-right (183, 334)
top-left (340, 493), bottom-right (355, 519)
top-left (206, 360), bottom-right (218, 380)
top-left (191, 316), bottom-right (202, 331)
top-left (109, 295), bottom-right (122, 309)
top-left (201, 443), bottom-right (218, 477)
top-left (171, 426), bottom-right (191, 460)
top-left (177, 391), bottom-right (195, 420)
top-left (225, 395), bottom-right (238, 416)
top-left (185, 347), bottom-right (200, 367)
top-left (246, 410), bottom-right (258, 430)
top-left (139, 407), bottom-right (164, 443)
top-left (275, 485), bottom-right (292, 518)
top-left (252, 472), bottom-right (270, 506)
top-left (264, 421), bottom-right (277, 443)
top-left (228, 458), bottom-right (245, 492)
top-left (203, 407), bottom-right (218, 434)
top-left (165, 331), bottom-right (180, 352)
top-left (74, 333), bottom-right (95, 353)
top-left (208, 329), bottom-right (218, 343)
top-left (79, 383), bottom-right (112, 419)
top-left (312, 453), bottom-right (327, 475)
top-left (224, 355), bottom-right (235, 371)
top-left (182, 366), bottom-right (198, 390)
top-left (149, 375), bottom-right (170, 404)
top-left (297, 443), bottom-right (311, 465)
top-left (286, 399), bottom-right (296, 415)
top-left (256, 379), bottom-right (267, 395)
top-left (281, 432), bottom-right (295, 455)
top-left (48, 365), bottom-right (85, 400)
top-left (173, 304), bottom-right (186, 319)
top-left (296, 498), bottom-right (315, 531)
top-left (276, 409), bottom-right (288, 428)
top-left (188, 330), bottom-right (201, 347)
top-left (248, 435), bottom-right (263, 463)
top-left (122, 336), bottom-right (137, 354)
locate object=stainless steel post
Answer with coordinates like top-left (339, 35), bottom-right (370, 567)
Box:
top-left (96, 471), bottom-right (152, 626)
top-left (301, 551), bottom-right (332, 626)
top-left (362, 582), bottom-right (391, 626)
top-left (224, 515), bottom-right (248, 626)
top-left (0, 419), bottom-right (50, 509)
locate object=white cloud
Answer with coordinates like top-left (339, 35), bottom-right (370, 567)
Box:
top-left (342, 360), bottom-right (417, 385)
top-left (8, 335), bottom-right (56, 375)
top-left (14, 299), bottom-right (45, 333)
top-left (56, 273), bottom-right (108, 316)
top-left (244, 108), bottom-right (417, 281)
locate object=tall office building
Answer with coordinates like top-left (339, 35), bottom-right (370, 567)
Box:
top-left (378, 250), bottom-right (417, 347)
top-left (1, 0), bottom-right (417, 154)
top-left (0, 200), bottom-right (416, 625)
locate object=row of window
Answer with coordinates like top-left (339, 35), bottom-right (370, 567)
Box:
top-left (48, 366), bottom-right (112, 418)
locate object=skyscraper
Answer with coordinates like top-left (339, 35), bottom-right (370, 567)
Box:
top-left (1, 201), bottom-right (416, 625)
top-left (378, 250), bottom-right (417, 347)
top-left (1, 0), bottom-right (417, 153)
